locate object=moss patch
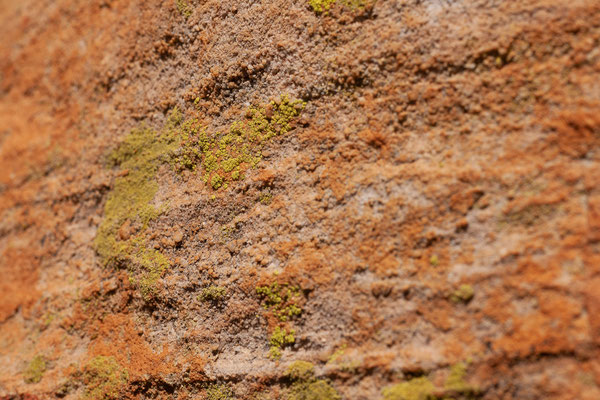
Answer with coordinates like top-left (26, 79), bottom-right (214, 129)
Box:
top-left (259, 189), bottom-right (273, 205)
top-left (94, 110), bottom-right (180, 297)
top-left (285, 360), bottom-right (340, 400)
top-left (256, 282), bottom-right (302, 322)
top-left (256, 280), bottom-right (304, 359)
top-left (200, 285), bottom-right (227, 301)
top-left (444, 362), bottom-right (478, 396)
top-left (24, 355), bottom-right (46, 384)
top-left (450, 284), bottom-right (474, 304)
top-left (429, 254), bottom-right (439, 267)
top-left (309, 0), bottom-right (370, 13)
top-left (288, 380), bottom-right (340, 400)
top-left (382, 376), bottom-right (435, 400)
top-left (173, 95), bottom-right (305, 190)
top-left (269, 326), bottom-right (296, 359)
top-left (82, 356), bottom-right (128, 400)
top-left (206, 383), bottom-right (234, 400)
top-left (383, 364), bottom-right (478, 400)
top-left (286, 361), bottom-right (315, 381)
top-left (309, 0), bottom-right (337, 13)
top-left (95, 98), bottom-right (303, 296)
top-left (326, 345), bottom-right (347, 364)
top-left (325, 345), bottom-right (360, 373)
top-left (176, 0), bottom-right (192, 18)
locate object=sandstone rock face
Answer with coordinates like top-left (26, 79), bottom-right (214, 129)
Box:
top-left (1, 1), bottom-right (599, 399)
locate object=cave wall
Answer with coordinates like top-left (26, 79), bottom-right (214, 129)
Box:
top-left (1, 0), bottom-right (600, 399)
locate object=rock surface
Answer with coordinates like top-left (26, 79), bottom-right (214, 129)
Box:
top-left (0, 0), bottom-right (599, 399)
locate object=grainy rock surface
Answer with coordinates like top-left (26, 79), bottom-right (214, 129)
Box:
top-left (1, 0), bottom-right (600, 399)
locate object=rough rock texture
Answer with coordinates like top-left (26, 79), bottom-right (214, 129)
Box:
top-left (1, 0), bottom-right (600, 399)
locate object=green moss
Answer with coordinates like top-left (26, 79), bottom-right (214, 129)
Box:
top-left (257, 282), bottom-right (303, 360)
top-left (200, 285), bottom-right (227, 301)
top-left (206, 383), bottom-right (234, 400)
top-left (325, 345), bottom-right (360, 372)
top-left (429, 255), bottom-right (439, 267)
top-left (382, 377), bottom-right (436, 400)
top-left (173, 95), bottom-right (304, 190)
top-left (308, 0), bottom-right (369, 13)
top-left (176, 0), bottom-right (192, 17)
top-left (24, 355), bottom-right (46, 384)
top-left (129, 235), bottom-right (170, 298)
top-left (256, 282), bottom-right (302, 322)
top-left (82, 356), bottom-right (128, 400)
top-left (450, 285), bottom-right (474, 304)
top-left (94, 109), bottom-right (181, 297)
top-left (221, 223), bottom-right (237, 241)
top-left (288, 380), bottom-right (340, 400)
top-left (211, 173), bottom-right (224, 190)
top-left (444, 362), bottom-right (469, 392)
top-left (383, 364), bottom-right (478, 400)
top-left (444, 362), bottom-right (479, 397)
top-left (309, 0), bottom-right (337, 13)
top-left (286, 361), bottom-right (315, 381)
top-left (259, 190), bottom-right (273, 205)
top-left (269, 326), bottom-right (295, 359)
top-left (285, 362), bottom-right (340, 400)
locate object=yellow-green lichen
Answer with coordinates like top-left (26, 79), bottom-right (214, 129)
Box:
top-left (450, 284), bottom-right (474, 304)
top-left (82, 356), bottom-right (128, 400)
top-left (259, 190), bottom-right (273, 205)
top-left (128, 235), bottom-right (171, 298)
top-left (327, 345), bottom-right (346, 364)
top-left (309, 0), bottom-right (369, 13)
top-left (429, 255), bottom-right (439, 267)
top-left (211, 173), bottom-right (224, 190)
top-left (309, 0), bottom-right (337, 13)
top-left (325, 345), bottom-right (360, 374)
top-left (206, 383), bottom-right (234, 400)
top-left (444, 362), bottom-right (477, 395)
top-left (24, 355), bottom-right (46, 384)
top-left (286, 361), bottom-right (315, 381)
top-left (382, 377), bottom-right (436, 400)
top-left (200, 285), bottom-right (227, 301)
top-left (285, 361), bottom-right (340, 400)
top-left (269, 326), bottom-right (296, 359)
top-left (288, 380), bottom-right (341, 400)
top-left (94, 110), bottom-right (181, 297)
top-left (173, 95), bottom-right (305, 190)
top-left (383, 363), bottom-right (478, 400)
top-left (176, 0), bottom-right (192, 18)
top-left (256, 282), bottom-right (302, 322)
top-left (221, 223), bottom-right (237, 242)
